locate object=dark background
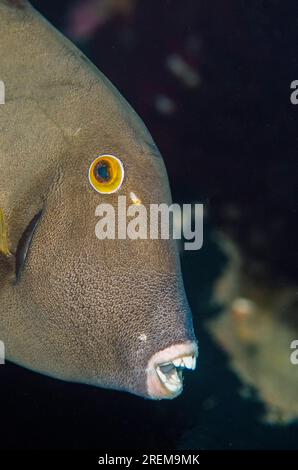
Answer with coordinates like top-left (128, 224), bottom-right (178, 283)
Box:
top-left (0, 0), bottom-right (297, 449)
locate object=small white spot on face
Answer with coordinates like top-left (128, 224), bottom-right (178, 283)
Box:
top-left (138, 334), bottom-right (147, 342)
top-left (130, 191), bottom-right (142, 205)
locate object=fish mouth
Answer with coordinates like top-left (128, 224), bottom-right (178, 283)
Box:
top-left (146, 342), bottom-right (198, 399)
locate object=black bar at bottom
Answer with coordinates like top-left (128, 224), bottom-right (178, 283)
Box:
top-left (0, 450), bottom-right (297, 466)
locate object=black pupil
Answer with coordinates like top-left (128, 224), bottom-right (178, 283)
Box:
top-left (95, 161), bottom-right (111, 182)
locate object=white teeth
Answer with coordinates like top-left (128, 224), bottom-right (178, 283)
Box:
top-left (156, 354), bottom-right (197, 394)
top-left (182, 355), bottom-right (194, 370)
top-left (173, 358), bottom-right (182, 367)
top-left (172, 355), bottom-right (197, 370)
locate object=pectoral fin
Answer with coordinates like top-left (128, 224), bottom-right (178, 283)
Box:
top-left (0, 209), bottom-right (11, 257)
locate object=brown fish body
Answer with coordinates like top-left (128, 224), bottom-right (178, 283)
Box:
top-left (0, 1), bottom-right (197, 398)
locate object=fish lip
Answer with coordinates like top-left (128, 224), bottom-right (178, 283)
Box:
top-left (146, 341), bottom-right (198, 400)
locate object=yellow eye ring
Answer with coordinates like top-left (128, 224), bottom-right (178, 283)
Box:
top-left (89, 155), bottom-right (124, 194)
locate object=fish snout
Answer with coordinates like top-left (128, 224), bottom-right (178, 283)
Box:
top-left (146, 341), bottom-right (198, 399)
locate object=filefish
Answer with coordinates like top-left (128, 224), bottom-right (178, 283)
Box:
top-left (0, 0), bottom-right (198, 399)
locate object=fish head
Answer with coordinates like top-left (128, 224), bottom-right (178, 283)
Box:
top-left (12, 111), bottom-right (198, 399)
top-left (1, 1), bottom-right (198, 398)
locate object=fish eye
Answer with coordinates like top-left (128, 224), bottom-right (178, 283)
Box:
top-left (89, 155), bottom-right (124, 194)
